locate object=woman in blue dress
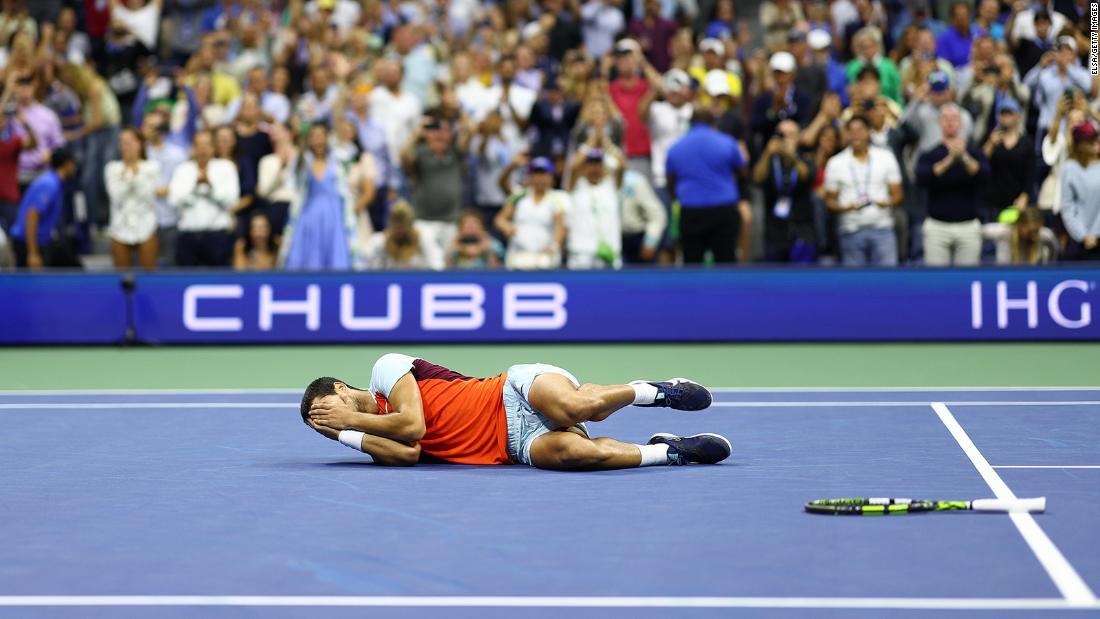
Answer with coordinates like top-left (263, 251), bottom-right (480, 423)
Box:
top-left (280, 123), bottom-right (360, 269)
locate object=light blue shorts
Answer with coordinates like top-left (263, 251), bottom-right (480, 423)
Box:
top-left (503, 363), bottom-right (583, 466)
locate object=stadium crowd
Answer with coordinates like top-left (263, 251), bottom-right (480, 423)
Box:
top-left (0, 0), bottom-right (1097, 271)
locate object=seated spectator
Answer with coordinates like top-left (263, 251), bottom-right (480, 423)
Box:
top-left (982, 208), bottom-right (1058, 265)
top-left (282, 124), bottom-right (358, 270)
top-left (916, 104), bottom-right (991, 266)
top-left (824, 115), bottom-right (903, 267)
top-left (495, 156), bottom-right (568, 270)
top-left (1060, 121), bottom-right (1100, 260)
top-left (233, 212), bottom-right (279, 271)
top-left (753, 119), bottom-right (817, 262)
top-left (447, 210), bottom-right (503, 269)
top-left (566, 145), bottom-right (625, 269)
top-left (619, 166), bottom-right (666, 264)
top-left (168, 130), bottom-right (239, 267)
top-left (105, 127), bottom-right (160, 269)
top-left (8, 149), bottom-right (80, 269)
top-left (363, 199), bottom-right (444, 270)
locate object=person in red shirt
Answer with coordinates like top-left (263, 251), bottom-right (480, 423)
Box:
top-left (607, 39), bottom-right (662, 180)
top-left (0, 75), bottom-right (37, 233)
top-left (302, 354), bottom-right (731, 470)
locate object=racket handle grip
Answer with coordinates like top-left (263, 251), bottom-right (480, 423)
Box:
top-left (971, 497), bottom-right (1046, 513)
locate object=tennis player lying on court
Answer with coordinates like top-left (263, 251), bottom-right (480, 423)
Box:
top-left (300, 354), bottom-right (731, 470)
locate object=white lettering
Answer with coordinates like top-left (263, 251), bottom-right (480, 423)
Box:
top-left (1048, 280), bottom-right (1092, 329)
top-left (996, 281), bottom-right (1038, 329)
top-left (970, 281), bottom-right (982, 329)
top-left (183, 285), bottom-right (243, 332)
top-left (259, 284), bottom-right (321, 331)
top-left (503, 283), bottom-right (568, 330)
top-left (421, 284), bottom-right (485, 330)
top-left (340, 284), bottom-right (401, 331)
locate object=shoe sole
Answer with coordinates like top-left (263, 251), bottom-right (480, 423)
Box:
top-left (648, 432), bottom-right (733, 463)
top-left (669, 378), bottom-right (713, 411)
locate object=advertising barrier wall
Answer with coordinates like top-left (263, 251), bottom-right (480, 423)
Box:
top-left (1, 268), bottom-right (1097, 344)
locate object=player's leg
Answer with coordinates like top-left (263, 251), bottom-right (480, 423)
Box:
top-left (528, 429), bottom-right (732, 471)
top-left (528, 373), bottom-right (714, 427)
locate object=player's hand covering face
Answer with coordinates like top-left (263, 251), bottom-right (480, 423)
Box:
top-left (309, 395), bottom-right (365, 431)
top-left (305, 416), bottom-right (340, 440)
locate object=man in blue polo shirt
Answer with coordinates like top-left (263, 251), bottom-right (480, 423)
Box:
top-left (9, 150), bottom-right (78, 270)
top-left (665, 108), bottom-right (745, 263)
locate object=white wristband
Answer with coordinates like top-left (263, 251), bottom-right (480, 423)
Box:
top-left (338, 430), bottom-right (366, 452)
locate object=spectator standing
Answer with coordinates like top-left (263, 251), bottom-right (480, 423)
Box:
top-left (980, 99), bottom-right (1034, 219)
top-left (916, 104), bottom-right (991, 266)
top-left (369, 59), bottom-right (423, 194)
top-left (495, 156), bottom-right (568, 270)
top-left (753, 119), bottom-right (818, 262)
top-left (846, 27), bottom-right (903, 105)
top-left (168, 130), bottom-right (239, 267)
top-left (619, 166), bottom-right (666, 263)
top-left (581, 0), bottom-right (625, 60)
top-left (645, 69), bottom-right (693, 203)
top-left (9, 149), bottom-right (79, 269)
top-left (469, 109), bottom-right (513, 233)
top-left (0, 74), bottom-right (35, 232)
top-left (401, 116), bottom-right (468, 257)
top-left (1038, 99), bottom-right (1088, 214)
top-left (14, 73), bottom-right (64, 193)
top-left (935, 1), bottom-right (975, 69)
top-left (104, 127), bottom-right (160, 269)
top-left (141, 111), bottom-right (187, 266)
top-left (824, 115), bottom-right (903, 266)
top-left (1060, 122), bottom-right (1100, 260)
top-left (282, 124), bottom-right (358, 270)
top-left (363, 199), bottom-right (445, 270)
top-left (665, 108), bottom-right (746, 264)
top-left (567, 145), bottom-right (625, 269)
top-left (527, 76), bottom-right (581, 162)
top-left (339, 81), bottom-right (392, 231)
top-left (960, 52), bottom-right (1030, 144)
top-left (1023, 36), bottom-right (1094, 138)
top-left (750, 52), bottom-right (812, 156)
top-left (58, 63), bottom-right (121, 229)
top-left (255, 123), bottom-right (299, 236)
top-left (627, 0), bottom-right (678, 72)
top-left (223, 67), bottom-right (291, 126)
top-left (608, 40), bottom-right (660, 181)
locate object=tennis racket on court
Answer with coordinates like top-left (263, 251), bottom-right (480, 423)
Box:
top-left (805, 497), bottom-right (1046, 515)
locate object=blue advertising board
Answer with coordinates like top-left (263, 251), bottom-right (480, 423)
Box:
top-left (0, 274), bottom-right (129, 344)
top-left (1, 268), bottom-right (1097, 344)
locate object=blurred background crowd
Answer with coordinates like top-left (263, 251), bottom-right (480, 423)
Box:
top-left (0, 0), bottom-right (1097, 271)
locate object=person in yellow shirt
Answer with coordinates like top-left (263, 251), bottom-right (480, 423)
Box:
top-left (688, 38), bottom-right (742, 107)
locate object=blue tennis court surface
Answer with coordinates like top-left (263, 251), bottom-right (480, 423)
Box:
top-left (2, 388), bottom-right (1099, 618)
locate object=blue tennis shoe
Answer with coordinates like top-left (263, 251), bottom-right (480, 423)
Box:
top-left (632, 378), bottom-right (713, 411)
top-left (648, 433), bottom-right (732, 465)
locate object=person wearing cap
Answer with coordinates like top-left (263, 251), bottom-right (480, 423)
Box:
top-left (823, 115), bottom-right (904, 267)
top-left (1022, 35), bottom-right (1095, 136)
top-left (494, 156), bottom-right (569, 270)
top-left (580, 0), bottom-right (626, 61)
top-left (749, 51), bottom-right (811, 157)
top-left (645, 69), bottom-right (693, 206)
top-left (627, 0), bottom-right (678, 72)
top-left (807, 28), bottom-right (851, 108)
top-left (846, 27), bottom-right (902, 105)
top-left (609, 38), bottom-right (662, 183)
top-left (898, 27), bottom-right (957, 101)
top-left (915, 103), bottom-right (991, 266)
top-left (788, 29), bottom-right (827, 114)
top-left (665, 107), bottom-right (746, 263)
top-left (1060, 121), bottom-right (1100, 260)
top-left (688, 38), bottom-right (742, 107)
top-left (980, 98), bottom-right (1035, 221)
top-left (899, 70), bottom-right (974, 158)
top-left (566, 144), bottom-right (626, 268)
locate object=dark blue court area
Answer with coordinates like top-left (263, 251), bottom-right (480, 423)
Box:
top-left (3, 388), bottom-right (1099, 618)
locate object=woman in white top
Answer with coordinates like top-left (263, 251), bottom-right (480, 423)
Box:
top-left (494, 156), bottom-right (568, 270)
top-left (255, 123), bottom-right (299, 237)
top-left (105, 127), bottom-right (161, 269)
top-left (1038, 103), bottom-right (1087, 213)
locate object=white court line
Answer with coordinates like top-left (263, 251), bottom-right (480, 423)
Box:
top-left (704, 402), bottom-right (1100, 406)
top-left (6, 400), bottom-right (1100, 410)
top-left (1, 386), bottom-right (1099, 395)
top-left (994, 466), bottom-right (1100, 469)
top-left (0, 595), bottom-right (1096, 610)
top-left (931, 402), bottom-right (1097, 607)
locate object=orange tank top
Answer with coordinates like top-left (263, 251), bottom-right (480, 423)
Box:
top-left (374, 359), bottom-right (510, 465)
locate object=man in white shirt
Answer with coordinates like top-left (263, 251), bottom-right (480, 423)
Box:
top-left (478, 53), bottom-right (537, 154)
top-left (646, 69), bottom-right (694, 197)
top-left (168, 130), bottom-right (240, 267)
top-left (824, 115), bottom-right (903, 266)
top-left (295, 66), bottom-right (340, 127)
top-left (567, 146), bottom-right (625, 269)
top-left (369, 59), bottom-right (423, 195)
